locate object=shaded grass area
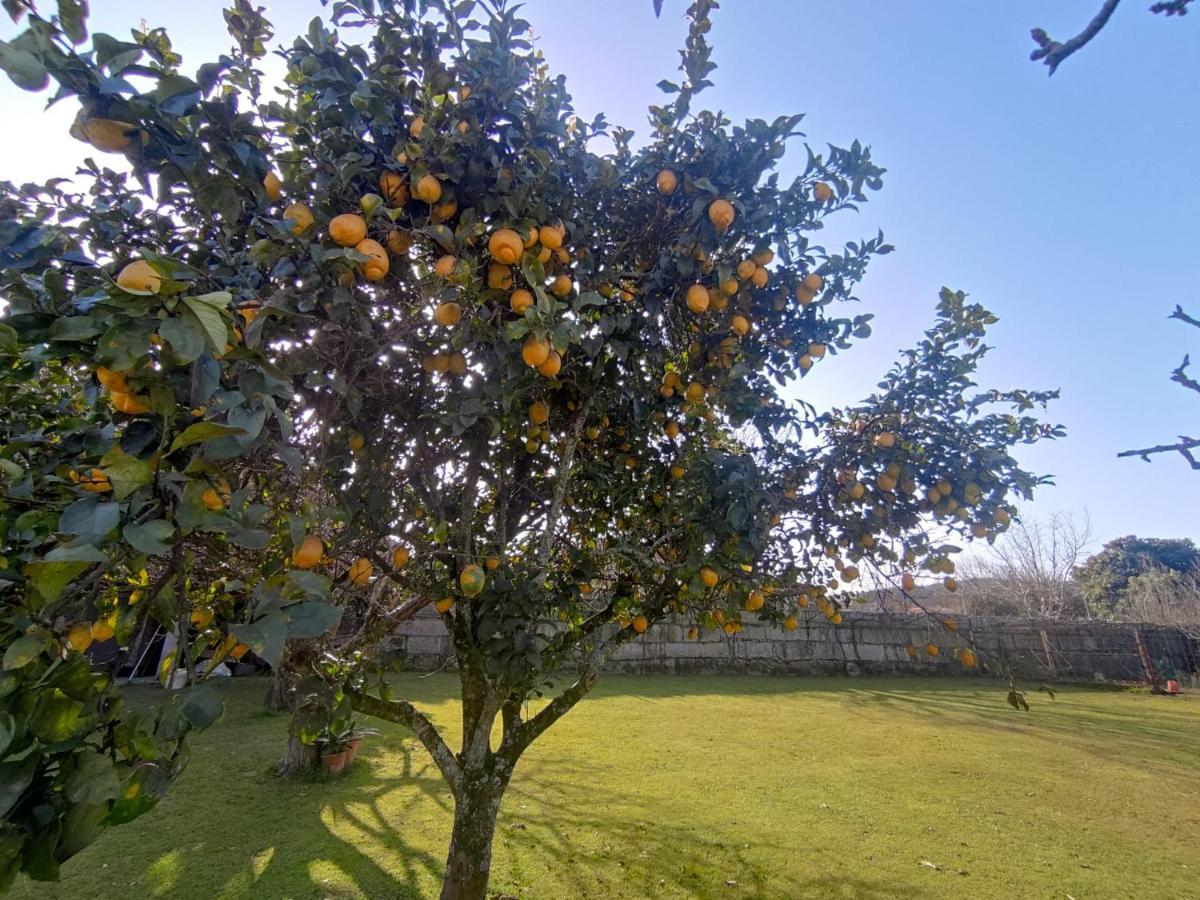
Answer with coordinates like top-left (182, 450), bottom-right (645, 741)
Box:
top-left (13, 675), bottom-right (1200, 899)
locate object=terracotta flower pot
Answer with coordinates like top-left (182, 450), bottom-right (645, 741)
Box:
top-left (321, 749), bottom-right (349, 776)
top-left (345, 737), bottom-right (364, 764)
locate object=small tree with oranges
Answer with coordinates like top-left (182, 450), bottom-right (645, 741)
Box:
top-left (0, 1), bottom-right (1060, 896)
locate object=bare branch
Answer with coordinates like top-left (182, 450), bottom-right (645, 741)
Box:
top-left (1029, 0), bottom-right (1122, 74)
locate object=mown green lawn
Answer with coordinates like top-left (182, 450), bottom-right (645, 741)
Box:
top-left (13, 675), bottom-right (1200, 899)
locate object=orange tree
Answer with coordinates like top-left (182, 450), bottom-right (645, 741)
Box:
top-left (0, 0), bottom-right (1061, 896)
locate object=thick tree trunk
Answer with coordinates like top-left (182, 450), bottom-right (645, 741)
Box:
top-left (276, 733), bottom-right (318, 775)
top-left (272, 641), bottom-right (322, 775)
top-left (440, 777), bottom-right (505, 900)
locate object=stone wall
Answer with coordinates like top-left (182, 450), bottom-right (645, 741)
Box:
top-left (388, 607), bottom-right (1199, 683)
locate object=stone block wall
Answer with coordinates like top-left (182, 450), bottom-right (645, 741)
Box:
top-left (386, 607), bottom-right (1199, 683)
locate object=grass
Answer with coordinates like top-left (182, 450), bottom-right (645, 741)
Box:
top-left (13, 674), bottom-right (1200, 899)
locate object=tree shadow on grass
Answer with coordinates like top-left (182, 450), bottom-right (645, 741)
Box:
top-left (839, 685), bottom-right (1200, 772)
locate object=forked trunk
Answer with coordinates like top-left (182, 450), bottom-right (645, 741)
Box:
top-left (440, 777), bottom-right (504, 900)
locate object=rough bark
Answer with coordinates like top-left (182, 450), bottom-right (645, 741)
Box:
top-left (439, 775), bottom-right (505, 900)
top-left (273, 640), bottom-right (322, 775)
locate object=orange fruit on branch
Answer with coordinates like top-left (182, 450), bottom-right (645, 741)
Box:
top-left (707, 199), bottom-right (735, 233)
top-left (329, 214), bottom-right (367, 247)
top-left (488, 228), bottom-right (524, 265)
top-left (116, 260), bottom-right (161, 294)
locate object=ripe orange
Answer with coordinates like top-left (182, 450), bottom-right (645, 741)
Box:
top-left (537, 350), bottom-right (562, 377)
top-left (699, 565), bottom-right (719, 588)
top-left (329, 214), bottom-right (367, 247)
top-left (665, 420), bottom-right (680, 439)
top-left (539, 224), bottom-right (564, 250)
top-left (78, 117), bottom-right (147, 153)
top-left (783, 614), bottom-right (799, 631)
top-left (414, 174), bottom-right (442, 204)
top-left (522, 334), bottom-right (551, 367)
top-left (434, 255), bottom-right (457, 278)
top-left (736, 259), bottom-right (756, 280)
top-left (67, 622), bottom-right (94, 652)
top-left (685, 283), bottom-right (709, 314)
top-left (529, 400), bottom-right (549, 425)
top-left (201, 488), bottom-right (226, 511)
top-left (730, 314), bottom-right (750, 336)
top-left (435, 596), bottom-right (455, 614)
top-left (814, 181), bottom-right (834, 202)
top-left (632, 614), bottom-right (649, 634)
top-left (488, 228), bottom-right (524, 265)
top-left (510, 289), bottom-right (533, 314)
top-left (944, 577), bottom-right (958, 592)
top-left (656, 169), bottom-right (678, 194)
top-left (708, 199), bottom-right (735, 233)
top-left (448, 352), bottom-right (468, 375)
top-left (745, 590), bottom-right (765, 611)
top-left (901, 573), bottom-right (916, 592)
top-left (96, 366), bottom-right (129, 392)
top-left (348, 557), bottom-right (373, 586)
top-left (379, 171), bottom-right (408, 204)
top-left (392, 547), bottom-right (410, 568)
top-left (355, 238), bottom-right (389, 281)
top-left (670, 464), bottom-right (685, 480)
top-left (116, 260), bottom-right (161, 294)
top-left (874, 431), bottom-right (896, 449)
top-left (283, 202), bottom-right (314, 236)
top-left (110, 392), bottom-right (151, 415)
top-left (959, 648), bottom-right (977, 668)
top-left (550, 274), bottom-right (572, 297)
top-left (263, 171), bottom-right (283, 201)
top-left (750, 267), bottom-right (769, 288)
top-left (925, 642), bottom-right (939, 657)
top-left (292, 535), bottom-right (323, 569)
top-left (753, 248), bottom-right (774, 265)
top-left (685, 382), bottom-right (704, 403)
top-left (90, 620), bottom-right (114, 642)
top-left (808, 342), bottom-right (827, 359)
top-left (434, 302), bottom-right (463, 326)
top-left (487, 263), bottom-right (513, 290)
top-left (802, 273), bottom-right (824, 293)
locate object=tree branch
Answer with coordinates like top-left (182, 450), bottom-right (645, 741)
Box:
top-left (346, 689), bottom-right (462, 795)
top-left (1029, 0), bottom-right (1121, 74)
top-left (508, 672), bottom-right (598, 758)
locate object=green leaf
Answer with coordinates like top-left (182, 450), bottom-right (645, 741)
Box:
top-left (182, 298), bottom-right (228, 352)
top-left (65, 751), bottom-right (121, 805)
top-left (0, 322), bottom-right (17, 354)
top-left (30, 688), bottom-right (87, 743)
top-left (122, 520), bottom-right (174, 555)
top-left (99, 447), bottom-right (152, 500)
top-left (158, 314), bottom-right (206, 364)
top-left (180, 685), bottom-right (223, 729)
top-left (0, 754), bottom-right (37, 820)
top-left (0, 38), bottom-right (47, 91)
top-left (58, 496), bottom-right (119, 545)
top-left (57, 0), bottom-right (89, 44)
top-left (169, 422), bottom-right (244, 453)
top-left (232, 613), bottom-right (286, 667)
top-left (3, 632), bottom-right (46, 670)
top-left (48, 316), bottom-right (103, 342)
top-left (23, 560), bottom-right (89, 606)
top-left (287, 568), bottom-right (331, 597)
top-left (284, 600), bottom-right (341, 639)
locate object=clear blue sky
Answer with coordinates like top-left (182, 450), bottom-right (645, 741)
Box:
top-left (2, 1), bottom-right (1197, 546)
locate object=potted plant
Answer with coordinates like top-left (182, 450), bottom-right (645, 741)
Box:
top-left (343, 718), bottom-right (379, 765)
top-left (319, 729), bottom-right (350, 775)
